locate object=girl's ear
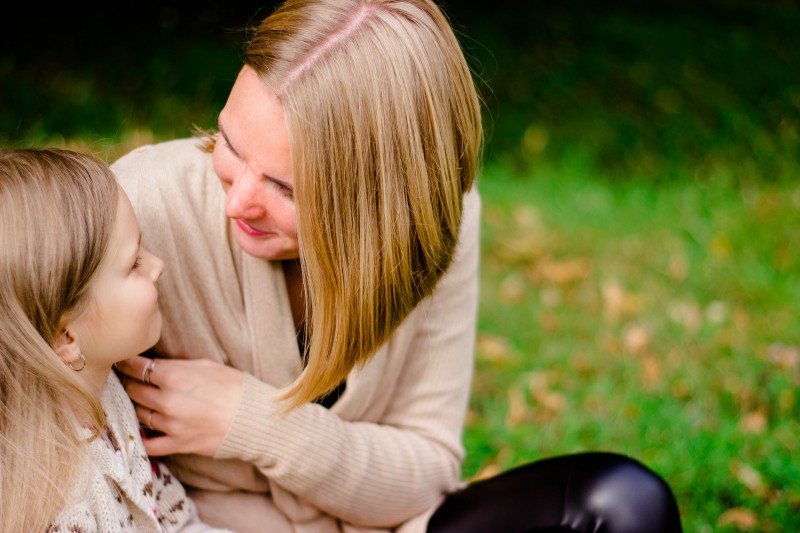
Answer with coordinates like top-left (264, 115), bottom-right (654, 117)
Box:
top-left (53, 328), bottom-right (82, 367)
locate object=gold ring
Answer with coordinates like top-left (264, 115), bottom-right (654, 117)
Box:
top-left (142, 359), bottom-right (156, 385)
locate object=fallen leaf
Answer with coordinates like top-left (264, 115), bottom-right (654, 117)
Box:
top-left (536, 257), bottom-right (589, 284)
top-left (730, 460), bottom-right (768, 496)
top-left (471, 462), bottom-right (502, 482)
top-left (505, 387), bottom-right (528, 428)
top-left (623, 324), bottom-right (650, 354)
top-left (499, 273), bottom-right (527, 303)
top-left (667, 251), bottom-right (688, 281)
top-left (739, 411), bottom-right (767, 434)
top-left (540, 286), bottom-right (562, 308)
top-left (533, 389), bottom-right (566, 414)
top-left (717, 507), bottom-right (758, 529)
top-left (537, 312), bottom-right (560, 332)
top-left (668, 299), bottom-right (702, 332)
top-left (527, 371), bottom-right (566, 420)
top-left (601, 280), bottom-right (642, 321)
top-left (476, 333), bottom-right (511, 362)
top-left (528, 371), bottom-right (551, 392)
top-left (512, 204), bottom-right (541, 230)
top-left (768, 343), bottom-right (799, 370)
top-left (641, 356), bottom-right (662, 388)
top-left (496, 232), bottom-right (545, 264)
top-left (705, 300), bottom-right (730, 324)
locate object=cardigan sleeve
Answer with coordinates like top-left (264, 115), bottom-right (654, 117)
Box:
top-left (215, 189), bottom-right (482, 528)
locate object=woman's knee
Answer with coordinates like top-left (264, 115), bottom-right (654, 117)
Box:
top-left (563, 452), bottom-right (682, 533)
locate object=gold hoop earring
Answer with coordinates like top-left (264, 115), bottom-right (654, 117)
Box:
top-left (69, 353), bottom-right (87, 372)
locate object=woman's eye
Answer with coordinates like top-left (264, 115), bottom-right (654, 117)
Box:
top-left (271, 180), bottom-right (294, 199)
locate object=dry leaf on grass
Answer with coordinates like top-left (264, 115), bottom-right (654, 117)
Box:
top-left (623, 324), bottom-right (651, 354)
top-left (738, 411), bottom-right (768, 434)
top-left (641, 356), bottom-right (662, 388)
top-left (476, 333), bottom-right (511, 362)
top-left (505, 386), bottom-right (528, 428)
top-left (717, 507), bottom-right (758, 530)
top-left (601, 280), bottom-right (642, 321)
top-left (730, 460), bottom-right (768, 497)
top-left (499, 272), bottom-right (527, 303)
top-left (533, 257), bottom-right (590, 285)
top-left (768, 343), bottom-right (799, 370)
top-left (470, 461), bottom-right (502, 482)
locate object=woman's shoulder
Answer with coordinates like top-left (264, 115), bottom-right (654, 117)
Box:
top-left (112, 137), bottom-right (211, 185)
top-left (463, 185), bottom-right (481, 222)
top-left (458, 185), bottom-right (482, 244)
top-left (112, 137), bottom-right (220, 216)
top-left (112, 136), bottom-right (206, 166)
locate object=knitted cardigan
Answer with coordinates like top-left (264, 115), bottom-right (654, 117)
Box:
top-left (48, 373), bottom-right (233, 532)
top-left (111, 138), bottom-right (480, 533)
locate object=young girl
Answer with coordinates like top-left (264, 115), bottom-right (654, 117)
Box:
top-left (0, 148), bottom-right (232, 532)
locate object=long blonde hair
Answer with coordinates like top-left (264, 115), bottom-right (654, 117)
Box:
top-left (201, 0), bottom-right (482, 406)
top-left (255, 0), bottom-right (482, 406)
top-left (0, 148), bottom-right (118, 532)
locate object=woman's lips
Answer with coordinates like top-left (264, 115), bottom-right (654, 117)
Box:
top-left (235, 219), bottom-right (269, 236)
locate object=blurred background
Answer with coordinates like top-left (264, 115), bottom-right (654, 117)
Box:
top-left (2, 1), bottom-right (799, 531)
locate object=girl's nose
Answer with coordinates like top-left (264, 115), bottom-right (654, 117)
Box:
top-left (145, 249), bottom-right (164, 282)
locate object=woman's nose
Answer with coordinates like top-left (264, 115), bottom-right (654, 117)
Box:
top-left (225, 172), bottom-right (266, 220)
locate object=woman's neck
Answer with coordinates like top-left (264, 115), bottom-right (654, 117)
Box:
top-left (282, 259), bottom-right (306, 332)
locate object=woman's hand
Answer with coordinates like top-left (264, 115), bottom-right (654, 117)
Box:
top-left (115, 355), bottom-right (244, 457)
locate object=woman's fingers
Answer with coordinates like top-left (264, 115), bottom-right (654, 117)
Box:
top-left (119, 356), bottom-right (244, 457)
top-left (115, 355), bottom-right (157, 385)
top-left (142, 434), bottom-right (182, 457)
top-left (125, 371), bottom-right (163, 410)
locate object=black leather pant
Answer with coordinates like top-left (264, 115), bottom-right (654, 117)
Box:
top-left (427, 452), bottom-right (682, 533)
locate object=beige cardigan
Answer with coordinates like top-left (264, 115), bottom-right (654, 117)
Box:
top-left (112, 138), bottom-right (480, 533)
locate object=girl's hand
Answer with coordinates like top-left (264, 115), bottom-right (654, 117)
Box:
top-left (115, 355), bottom-right (244, 457)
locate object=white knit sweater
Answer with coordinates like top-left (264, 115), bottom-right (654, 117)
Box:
top-left (112, 138), bottom-right (480, 533)
top-left (48, 373), bottom-right (233, 533)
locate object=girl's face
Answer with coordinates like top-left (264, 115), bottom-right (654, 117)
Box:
top-left (69, 187), bottom-right (164, 371)
top-left (212, 65), bottom-right (299, 261)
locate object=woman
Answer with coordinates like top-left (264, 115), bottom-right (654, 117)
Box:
top-left (112, 0), bottom-right (683, 531)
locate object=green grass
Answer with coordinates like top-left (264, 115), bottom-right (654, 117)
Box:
top-left (469, 163), bottom-right (800, 532)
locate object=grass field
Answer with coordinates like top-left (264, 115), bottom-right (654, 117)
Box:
top-left (469, 163), bottom-right (799, 532)
top-left (3, 0), bottom-right (799, 530)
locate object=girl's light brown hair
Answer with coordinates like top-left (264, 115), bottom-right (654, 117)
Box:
top-left (0, 148), bottom-right (118, 531)
top-left (205, 0), bottom-right (483, 407)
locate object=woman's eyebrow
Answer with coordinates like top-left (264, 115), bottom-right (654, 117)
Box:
top-left (217, 119), bottom-right (241, 158)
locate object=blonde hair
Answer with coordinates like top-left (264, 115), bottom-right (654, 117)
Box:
top-left (204, 0), bottom-right (482, 407)
top-left (0, 148), bottom-right (118, 531)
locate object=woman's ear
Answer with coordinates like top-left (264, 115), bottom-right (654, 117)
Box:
top-left (53, 328), bottom-right (82, 367)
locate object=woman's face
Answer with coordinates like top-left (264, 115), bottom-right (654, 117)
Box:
top-left (213, 65), bottom-right (299, 261)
